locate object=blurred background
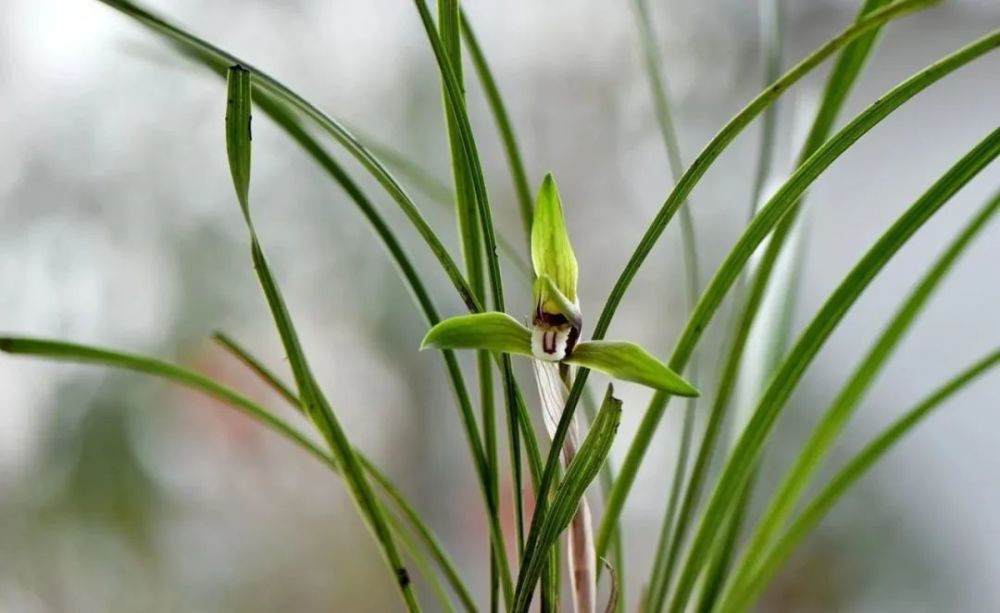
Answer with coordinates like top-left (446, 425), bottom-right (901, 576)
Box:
top-left (1, 0), bottom-right (999, 611)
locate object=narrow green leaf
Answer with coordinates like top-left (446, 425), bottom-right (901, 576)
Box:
top-left (352, 128), bottom-right (532, 278)
top-left (630, 0), bottom-right (711, 603)
top-left (0, 335), bottom-right (467, 612)
top-left (212, 332), bottom-right (478, 613)
top-left (668, 124), bottom-right (1000, 613)
top-left (385, 506), bottom-right (453, 613)
top-left (719, 348), bottom-right (1000, 612)
top-left (99, 0), bottom-right (482, 312)
top-left (225, 66), bottom-right (418, 611)
top-left (436, 2), bottom-right (507, 606)
top-left (725, 187), bottom-right (1000, 606)
top-left (413, 5), bottom-right (530, 602)
top-left (531, 173), bottom-right (579, 303)
top-left (226, 65), bottom-right (252, 215)
top-left (596, 26), bottom-right (1000, 566)
top-left (422, 312), bottom-right (533, 356)
top-left (566, 342), bottom-right (698, 396)
top-left (512, 385), bottom-right (623, 613)
top-left (527, 1), bottom-right (941, 569)
top-left (0, 337), bottom-right (333, 465)
top-left (460, 11), bottom-right (534, 247)
top-left (240, 89), bottom-right (512, 613)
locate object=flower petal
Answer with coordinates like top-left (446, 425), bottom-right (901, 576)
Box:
top-left (534, 273), bottom-right (582, 329)
top-left (565, 341), bottom-right (699, 396)
top-left (531, 174), bottom-right (578, 303)
top-left (420, 312), bottom-right (533, 356)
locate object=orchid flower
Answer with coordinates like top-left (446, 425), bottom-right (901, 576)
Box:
top-left (421, 173), bottom-right (697, 398)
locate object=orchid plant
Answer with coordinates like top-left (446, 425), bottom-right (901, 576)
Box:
top-left (3, 1), bottom-right (1000, 612)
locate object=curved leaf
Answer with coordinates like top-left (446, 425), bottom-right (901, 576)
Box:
top-left (719, 347), bottom-right (1000, 612)
top-left (566, 342), bottom-right (698, 397)
top-left (422, 312), bottom-right (533, 357)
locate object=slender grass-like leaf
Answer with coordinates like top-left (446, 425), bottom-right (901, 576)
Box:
top-left (98, 0), bottom-right (482, 312)
top-left (460, 11), bottom-right (534, 246)
top-left (630, 5), bottom-right (704, 598)
top-left (415, 5), bottom-right (531, 596)
top-left (0, 338), bottom-right (339, 466)
top-left (667, 124), bottom-right (1000, 613)
top-left (694, 472), bottom-right (756, 613)
top-left (386, 506), bottom-right (452, 613)
top-left (212, 332), bottom-right (478, 613)
top-left (746, 0), bottom-right (787, 225)
top-left (718, 348), bottom-right (1000, 612)
top-left (97, 3), bottom-right (527, 601)
top-left (529, 0), bottom-right (940, 564)
top-left (512, 386), bottom-right (623, 613)
top-left (351, 128), bottom-right (532, 278)
top-left (580, 388), bottom-right (626, 613)
top-left (725, 187), bottom-right (1000, 604)
top-left (436, 4), bottom-right (506, 604)
top-left (596, 27), bottom-right (1000, 562)
top-left (0, 335), bottom-right (473, 612)
top-left (647, 1), bottom-right (900, 604)
top-left (630, 0), bottom-right (702, 343)
top-left (226, 66), bottom-right (419, 611)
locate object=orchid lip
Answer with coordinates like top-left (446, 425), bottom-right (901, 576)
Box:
top-left (531, 310), bottom-right (581, 362)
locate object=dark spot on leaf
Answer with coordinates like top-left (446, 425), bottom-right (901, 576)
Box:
top-left (247, 115), bottom-right (253, 141)
top-left (396, 567), bottom-right (411, 588)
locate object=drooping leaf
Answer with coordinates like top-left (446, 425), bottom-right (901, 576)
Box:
top-left (421, 312), bottom-right (533, 357)
top-left (225, 66), bottom-right (418, 611)
top-left (532, 174), bottom-right (579, 304)
top-left (512, 385), bottom-right (623, 613)
top-left (566, 342), bottom-right (698, 397)
top-left (0, 335), bottom-right (471, 612)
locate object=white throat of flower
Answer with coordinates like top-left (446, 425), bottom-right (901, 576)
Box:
top-left (531, 322), bottom-right (574, 362)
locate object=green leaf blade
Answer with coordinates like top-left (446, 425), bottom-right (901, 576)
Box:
top-left (223, 65), bottom-right (420, 612)
top-left (719, 347), bottom-right (1000, 612)
top-left (566, 341), bottom-right (698, 397)
top-left (421, 312), bottom-right (533, 357)
top-left (225, 64), bottom-right (252, 215)
top-left (512, 385), bottom-right (623, 612)
top-left (667, 123), bottom-right (1000, 613)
